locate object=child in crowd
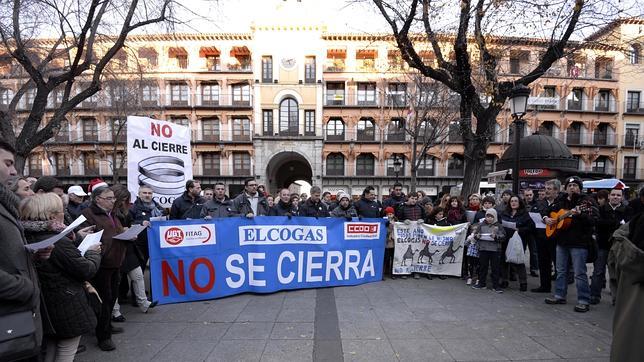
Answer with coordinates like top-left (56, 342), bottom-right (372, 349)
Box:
top-left (470, 209), bottom-right (506, 293)
top-left (427, 207), bottom-right (450, 226)
top-left (384, 207), bottom-right (396, 279)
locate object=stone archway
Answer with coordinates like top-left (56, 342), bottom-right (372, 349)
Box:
top-left (266, 151), bottom-right (313, 194)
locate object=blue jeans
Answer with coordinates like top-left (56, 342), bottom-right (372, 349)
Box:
top-left (555, 245), bottom-right (590, 304)
top-left (590, 248), bottom-right (610, 299)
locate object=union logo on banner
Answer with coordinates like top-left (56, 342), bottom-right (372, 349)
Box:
top-left (159, 224), bottom-right (216, 248)
top-left (344, 222), bottom-right (380, 240)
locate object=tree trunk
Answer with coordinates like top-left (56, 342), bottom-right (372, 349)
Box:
top-left (410, 136), bottom-right (418, 194)
top-left (15, 154), bottom-right (27, 176)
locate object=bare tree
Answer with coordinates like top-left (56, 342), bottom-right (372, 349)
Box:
top-left (0, 0), bottom-right (176, 171)
top-left (371, 0), bottom-right (632, 197)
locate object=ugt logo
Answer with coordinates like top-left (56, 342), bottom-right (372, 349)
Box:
top-left (165, 227), bottom-right (184, 245)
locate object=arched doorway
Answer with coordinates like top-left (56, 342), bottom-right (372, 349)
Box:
top-left (266, 152), bottom-right (313, 194)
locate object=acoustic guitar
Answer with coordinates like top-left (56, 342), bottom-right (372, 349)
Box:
top-left (545, 202), bottom-right (590, 238)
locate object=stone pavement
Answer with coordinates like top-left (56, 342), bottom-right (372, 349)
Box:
top-left (76, 275), bottom-right (613, 362)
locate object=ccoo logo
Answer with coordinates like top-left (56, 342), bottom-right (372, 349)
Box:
top-left (344, 222), bottom-right (381, 240)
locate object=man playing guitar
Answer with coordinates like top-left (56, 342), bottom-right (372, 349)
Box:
top-left (543, 176), bottom-right (598, 313)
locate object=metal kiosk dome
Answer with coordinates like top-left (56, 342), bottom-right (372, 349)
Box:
top-left (496, 133), bottom-right (578, 172)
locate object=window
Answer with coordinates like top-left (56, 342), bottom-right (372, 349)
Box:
top-left (567, 122), bottom-right (582, 145)
top-left (201, 83), bottom-right (219, 106)
top-left (448, 121), bottom-right (462, 142)
top-left (631, 44), bottom-right (641, 64)
top-left (262, 56), bottom-right (273, 83)
top-left (386, 154), bottom-right (405, 176)
top-left (594, 123), bottom-right (609, 145)
top-left (538, 121), bottom-right (555, 137)
top-left (202, 153), bottom-right (220, 176)
top-left (232, 118), bottom-right (250, 141)
top-left (84, 152), bottom-right (99, 175)
top-left (0, 88), bottom-right (13, 107)
top-left (387, 118), bottom-right (405, 141)
top-left (279, 98), bottom-right (298, 136)
top-left (595, 90), bottom-right (611, 111)
top-left (418, 119), bottom-right (435, 142)
top-left (326, 153), bottom-right (344, 176)
top-left (387, 50), bottom-right (404, 70)
top-left (55, 153), bottom-right (69, 176)
top-left (592, 156), bottom-right (607, 173)
top-left (202, 118), bottom-right (220, 141)
top-left (305, 56), bottom-right (316, 83)
top-left (567, 88), bottom-right (583, 110)
top-left (262, 110), bottom-right (273, 135)
top-left (111, 118), bottom-right (126, 142)
top-left (417, 156), bottom-right (435, 176)
top-left (357, 83), bottom-right (376, 105)
top-left (626, 91), bottom-right (641, 112)
top-left (233, 152), bottom-right (251, 175)
top-left (54, 120), bottom-right (69, 142)
top-left (170, 82), bottom-right (189, 106)
top-left (206, 55), bottom-right (220, 71)
top-left (356, 154), bottom-right (375, 176)
top-left (387, 83), bottom-right (407, 106)
top-left (326, 118), bottom-right (345, 141)
top-left (26, 88), bottom-right (36, 108)
top-left (357, 118), bottom-right (375, 141)
top-left (356, 49), bottom-right (376, 71)
top-left (304, 110), bottom-right (315, 136)
top-left (171, 117), bottom-right (190, 128)
top-left (537, 86), bottom-right (557, 110)
top-left (28, 154), bottom-right (43, 177)
top-left (625, 125), bottom-right (639, 147)
top-left (484, 156), bottom-right (496, 174)
top-left (326, 82), bottom-right (345, 105)
top-left (624, 157), bottom-right (637, 179)
top-left (510, 55), bottom-right (521, 74)
top-left (594, 57), bottom-right (613, 79)
top-left (142, 84), bottom-right (158, 105)
top-left (232, 83), bottom-right (250, 105)
top-left (82, 118), bottom-right (98, 142)
top-left (138, 47), bottom-right (158, 68)
top-left (114, 153), bottom-right (126, 176)
top-left (448, 155), bottom-right (464, 176)
top-left (176, 55), bottom-right (188, 69)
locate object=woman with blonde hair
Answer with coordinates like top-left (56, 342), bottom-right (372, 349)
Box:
top-left (20, 193), bottom-right (102, 362)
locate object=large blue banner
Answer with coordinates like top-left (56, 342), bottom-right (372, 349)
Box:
top-left (148, 216), bottom-right (386, 305)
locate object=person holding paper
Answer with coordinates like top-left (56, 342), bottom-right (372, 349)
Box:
top-left (522, 188), bottom-right (540, 278)
top-left (81, 185), bottom-right (126, 351)
top-left (470, 208), bottom-right (506, 293)
top-left (129, 184), bottom-right (166, 271)
top-left (20, 193), bottom-right (102, 361)
top-left (500, 195), bottom-right (535, 291)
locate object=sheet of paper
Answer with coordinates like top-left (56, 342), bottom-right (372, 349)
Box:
top-left (501, 220), bottom-right (517, 230)
top-left (113, 224), bottom-right (147, 240)
top-left (479, 233), bottom-right (494, 241)
top-left (465, 210), bottom-right (477, 223)
top-left (529, 212), bottom-right (546, 229)
top-left (77, 230), bottom-right (104, 256)
top-left (149, 216), bottom-right (167, 222)
top-left (24, 215), bottom-right (87, 252)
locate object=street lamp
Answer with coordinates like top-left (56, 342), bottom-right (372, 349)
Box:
top-left (393, 154), bottom-right (402, 183)
top-left (509, 84), bottom-right (531, 195)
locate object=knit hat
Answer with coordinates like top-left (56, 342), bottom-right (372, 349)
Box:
top-left (384, 206), bottom-right (395, 215)
top-left (485, 208), bottom-right (498, 223)
top-left (88, 178), bottom-right (108, 193)
top-left (564, 176), bottom-right (583, 190)
top-left (337, 192), bottom-right (350, 202)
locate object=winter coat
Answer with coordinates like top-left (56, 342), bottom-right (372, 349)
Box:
top-left (546, 193), bottom-right (598, 249)
top-left (114, 208), bottom-right (143, 273)
top-left (200, 197), bottom-right (235, 218)
top-left (25, 231), bottom-right (101, 338)
top-left (446, 206), bottom-right (467, 225)
top-left (129, 197), bottom-right (165, 262)
top-left (471, 221), bottom-right (506, 252)
top-left (81, 203), bottom-right (126, 269)
top-left (382, 193), bottom-right (406, 209)
top-left (330, 205), bottom-right (358, 218)
top-left (299, 199), bottom-right (330, 218)
top-left (608, 217), bottom-right (644, 362)
top-left (0, 189), bottom-right (43, 357)
top-left (354, 197), bottom-right (383, 218)
top-left (427, 217), bottom-right (450, 226)
top-left (67, 200), bottom-right (86, 220)
top-left (269, 200), bottom-right (298, 216)
top-left (231, 192), bottom-right (270, 216)
top-left (500, 208), bottom-right (535, 250)
top-left (596, 203), bottom-right (628, 250)
top-left (170, 192), bottom-right (206, 220)
top-left (395, 203), bottom-right (425, 222)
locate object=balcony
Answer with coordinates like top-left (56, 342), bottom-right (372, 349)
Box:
top-left (227, 64), bottom-right (252, 72)
top-left (620, 168), bottom-right (643, 180)
top-left (447, 168), bottom-right (464, 177)
top-left (623, 135), bottom-right (642, 148)
top-left (625, 101), bottom-right (644, 114)
top-left (592, 133), bottom-right (616, 146)
top-left (567, 100), bottom-right (583, 111)
top-left (191, 129), bottom-right (251, 143)
top-left (325, 95), bottom-right (345, 106)
top-left (167, 93), bottom-right (253, 108)
top-left (593, 98), bottom-right (617, 112)
top-left (386, 132), bottom-right (405, 142)
top-left (565, 132), bottom-right (583, 145)
top-left (56, 168), bottom-right (70, 176)
top-left (386, 94), bottom-right (408, 107)
top-left (565, 99), bottom-right (618, 113)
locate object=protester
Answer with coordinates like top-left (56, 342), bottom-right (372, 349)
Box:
top-left (495, 189), bottom-right (512, 214)
top-left (500, 195), bottom-right (535, 291)
top-left (384, 207), bottom-right (396, 279)
top-left (81, 185), bottom-right (126, 351)
top-left (395, 193), bottom-right (426, 280)
top-left (329, 192), bottom-right (357, 218)
top-left (202, 188), bottom-right (214, 201)
top-left (533, 179), bottom-right (562, 293)
top-left (232, 178), bottom-right (270, 217)
top-left (201, 182), bottom-right (235, 218)
top-left (446, 196), bottom-right (467, 225)
top-left (170, 180), bottom-right (205, 220)
top-left (20, 193), bottom-right (101, 362)
top-left (300, 186), bottom-right (330, 217)
top-left (427, 206), bottom-right (449, 226)
top-left (129, 184), bottom-right (165, 271)
top-left (626, 187), bottom-right (644, 218)
top-left (422, 201), bottom-right (433, 219)
top-left (522, 188), bottom-right (539, 277)
top-left (438, 193), bottom-right (451, 209)
top-left (321, 191), bottom-right (333, 209)
top-left (67, 185), bottom-right (88, 219)
top-left (290, 194), bottom-right (301, 215)
top-left (270, 188), bottom-right (297, 216)
top-left (470, 208), bottom-right (506, 293)
top-left (544, 176), bottom-right (597, 313)
top-left (32, 176), bottom-right (65, 197)
top-left (7, 175), bottom-right (35, 199)
top-left (354, 186), bottom-right (383, 218)
top-left (266, 195), bottom-right (275, 208)
top-left (383, 182), bottom-right (406, 209)
top-left (257, 185), bottom-right (267, 197)
top-left (467, 193), bottom-right (481, 212)
top-left (0, 140), bottom-right (47, 361)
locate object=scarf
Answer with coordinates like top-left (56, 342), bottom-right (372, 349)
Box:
top-left (20, 219), bottom-right (76, 241)
top-left (141, 200), bottom-right (163, 217)
top-left (0, 182), bottom-right (20, 219)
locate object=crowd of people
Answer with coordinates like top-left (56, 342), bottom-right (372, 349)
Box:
top-left (1, 137), bottom-right (642, 360)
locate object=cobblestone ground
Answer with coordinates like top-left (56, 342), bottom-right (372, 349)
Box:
top-left (76, 274), bottom-right (613, 362)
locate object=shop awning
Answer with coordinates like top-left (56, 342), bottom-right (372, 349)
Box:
top-left (199, 47), bottom-right (220, 57)
top-left (168, 47), bottom-right (187, 57)
top-left (326, 48), bottom-right (346, 58)
top-left (356, 49), bottom-right (377, 59)
top-left (230, 46), bottom-right (250, 56)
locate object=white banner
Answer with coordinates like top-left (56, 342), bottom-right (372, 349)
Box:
top-left (127, 116), bottom-right (193, 207)
top-left (393, 222), bottom-right (469, 276)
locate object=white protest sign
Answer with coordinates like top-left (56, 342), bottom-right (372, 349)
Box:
top-left (127, 116), bottom-right (193, 207)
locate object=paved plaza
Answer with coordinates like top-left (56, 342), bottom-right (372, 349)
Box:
top-left (76, 276), bottom-right (613, 362)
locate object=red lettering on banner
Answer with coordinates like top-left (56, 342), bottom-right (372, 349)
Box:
top-left (189, 257), bottom-right (216, 293)
top-left (348, 224), bottom-right (378, 233)
top-left (162, 260), bottom-right (185, 296)
top-left (151, 123), bottom-right (173, 138)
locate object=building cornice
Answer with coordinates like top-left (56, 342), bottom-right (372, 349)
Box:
top-left (585, 17), bottom-right (644, 42)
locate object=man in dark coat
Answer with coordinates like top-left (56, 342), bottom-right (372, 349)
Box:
top-left (170, 180), bottom-right (206, 220)
top-left (270, 188), bottom-right (297, 216)
top-left (0, 141), bottom-right (45, 360)
top-left (299, 186), bottom-right (330, 217)
top-left (382, 182), bottom-right (406, 209)
top-left (354, 186), bottom-right (383, 218)
top-left (232, 178), bottom-right (270, 217)
top-left (200, 182), bottom-right (235, 218)
top-left (129, 184), bottom-right (166, 271)
top-left (395, 193), bottom-right (425, 222)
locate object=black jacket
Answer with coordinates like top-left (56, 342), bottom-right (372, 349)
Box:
top-left (300, 199), bottom-right (330, 218)
top-left (354, 197), bottom-right (383, 218)
top-left (200, 197), bottom-right (235, 218)
top-left (170, 192), bottom-right (206, 220)
top-left (25, 231), bottom-right (101, 339)
top-left (383, 193), bottom-right (406, 209)
top-left (546, 193), bottom-right (598, 249)
top-left (231, 192), bottom-right (270, 216)
top-left (596, 203), bottom-right (628, 250)
top-left (129, 198), bottom-right (165, 263)
top-left (269, 200), bottom-right (297, 216)
top-left (500, 208), bottom-right (535, 249)
top-left (330, 205), bottom-right (358, 218)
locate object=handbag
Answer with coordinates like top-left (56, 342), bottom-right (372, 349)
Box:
top-left (467, 241), bottom-right (479, 258)
top-left (0, 310), bottom-right (39, 361)
top-left (505, 231), bottom-right (526, 264)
